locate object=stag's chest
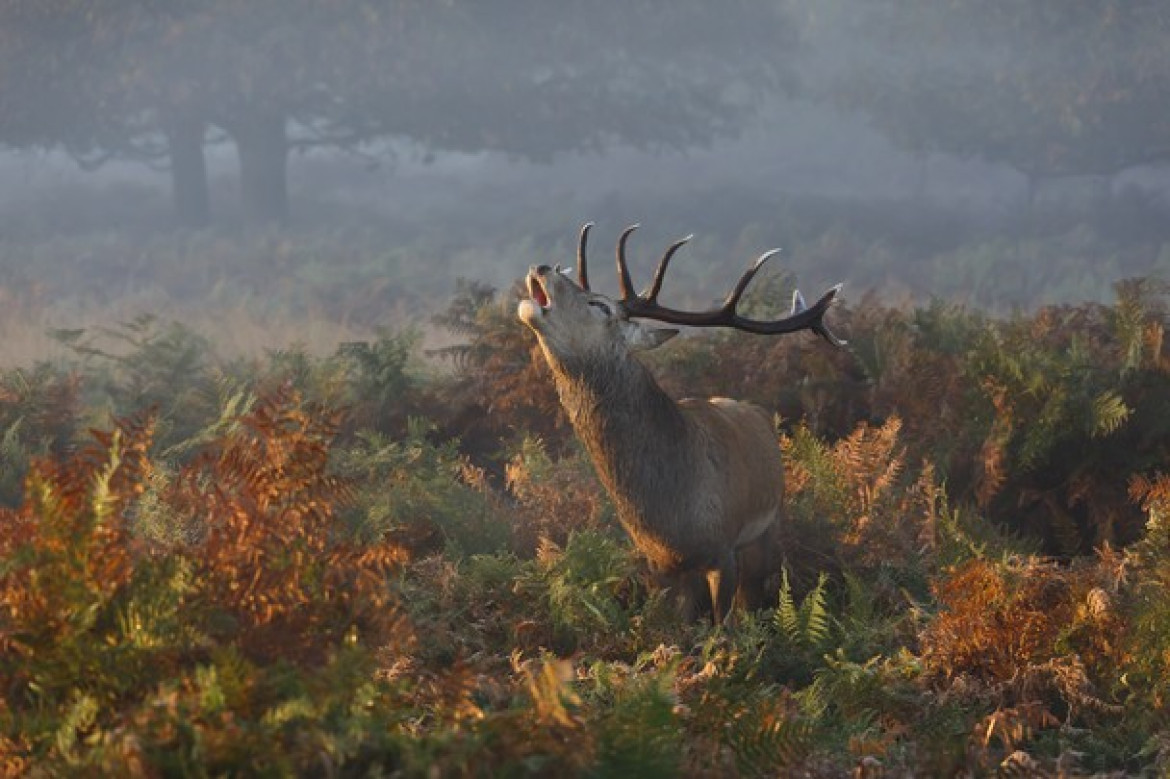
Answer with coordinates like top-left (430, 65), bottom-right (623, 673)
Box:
top-left (586, 427), bottom-right (723, 561)
top-left (617, 488), bottom-right (723, 565)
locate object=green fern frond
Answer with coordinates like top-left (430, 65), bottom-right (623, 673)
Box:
top-left (774, 570), bottom-right (832, 651)
top-left (0, 417), bottom-right (31, 505)
top-left (801, 573), bottom-right (832, 648)
top-left (594, 668), bottom-right (680, 779)
top-left (776, 568), bottom-right (800, 641)
top-left (89, 428), bottom-right (123, 524)
top-left (533, 531), bottom-right (636, 639)
top-left (1089, 391), bottom-right (1131, 438)
top-left (1112, 278), bottom-right (1155, 372)
top-left (52, 693), bottom-right (99, 765)
top-left (727, 701), bottom-right (813, 775)
top-left (161, 380), bottom-right (255, 458)
top-left (117, 556), bottom-right (198, 651)
top-left (263, 697), bottom-right (318, 728)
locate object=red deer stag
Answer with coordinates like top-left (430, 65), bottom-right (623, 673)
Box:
top-left (517, 223), bottom-right (845, 625)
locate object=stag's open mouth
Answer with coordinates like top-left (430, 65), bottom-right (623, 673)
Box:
top-left (527, 272), bottom-right (550, 309)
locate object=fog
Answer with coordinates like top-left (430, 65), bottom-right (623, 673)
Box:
top-left (0, 101), bottom-right (1028, 235)
top-left (2, 1), bottom-right (1169, 359)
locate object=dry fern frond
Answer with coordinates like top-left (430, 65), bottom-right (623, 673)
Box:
top-left (922, 557), bottom-right (1125, 720)
top-left (0, 411), bottom-right (155, 662)
top-left (163, 386), bottom-right (407, 661)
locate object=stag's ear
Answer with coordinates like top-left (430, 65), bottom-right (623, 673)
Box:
top-left (621, 320), bottom-right (679, 352)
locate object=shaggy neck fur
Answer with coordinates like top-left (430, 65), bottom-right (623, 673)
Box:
top-left (541, 344), bottom-right (698, 569)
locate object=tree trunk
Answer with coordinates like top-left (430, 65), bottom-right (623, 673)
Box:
top-left (232, 110), bottom-right (289, 224)
top-left (164, 115), bottom-right (210, 229)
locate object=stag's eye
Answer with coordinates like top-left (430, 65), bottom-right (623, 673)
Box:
top-left (587, 300), bottom-right (613, 318)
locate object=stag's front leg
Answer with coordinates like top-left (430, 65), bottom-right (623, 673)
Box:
top-left (734, 522), bottom-right (780, 612)
top-left (706, 553), bottom-right (739, 627)
top-left (661, 569), bottom-right (707, 623)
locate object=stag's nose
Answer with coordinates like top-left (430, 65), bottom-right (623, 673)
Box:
top-left (533, 264), bottom-right (552, 275)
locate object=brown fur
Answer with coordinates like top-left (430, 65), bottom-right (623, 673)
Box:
top-left (518, 266), bottom-right (783, 624)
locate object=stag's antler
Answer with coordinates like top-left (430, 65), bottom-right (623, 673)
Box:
top-left (578, 223), bottom-right (846, 346)
top-left (577, 221), bottom-right (594, 291)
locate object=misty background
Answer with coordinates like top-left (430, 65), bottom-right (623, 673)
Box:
top-left (2, 0), bottom-right (1169, 362)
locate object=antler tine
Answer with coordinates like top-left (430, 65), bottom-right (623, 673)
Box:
top-left (644, 234), bottom-right (692, 303)
top-left (577, 222), bottom-right (594, 290)
top-left (720, 249), bottom-right (780, 311)
top-left (616, 224), bottom-right (640, 300)
top-left (811, 285), bottom-right (848, 346)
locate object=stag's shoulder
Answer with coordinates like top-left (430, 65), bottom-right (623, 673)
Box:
top-left (679, 397), bottom-right (783, 504)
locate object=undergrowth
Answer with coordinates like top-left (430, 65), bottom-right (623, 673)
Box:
top-left (0, 277), bottom-right (1168, 775)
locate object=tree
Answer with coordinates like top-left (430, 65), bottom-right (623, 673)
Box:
top-left (0, 1), bottom-right (213, 226)
top-left (794, 0), bottom-right (1170, 190)
top-left (0, 1), bottom-right (795, 227)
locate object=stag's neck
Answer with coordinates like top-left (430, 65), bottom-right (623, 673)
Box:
top-left (545, 349), bottom-right (693, 523)
top-left (549, 350), bottom-right (684, 437)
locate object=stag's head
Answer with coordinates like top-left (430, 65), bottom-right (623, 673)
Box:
top-left (518, 271), bottom-right (677, 364)
top-left (518, 223), bottom-right (846, 363)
